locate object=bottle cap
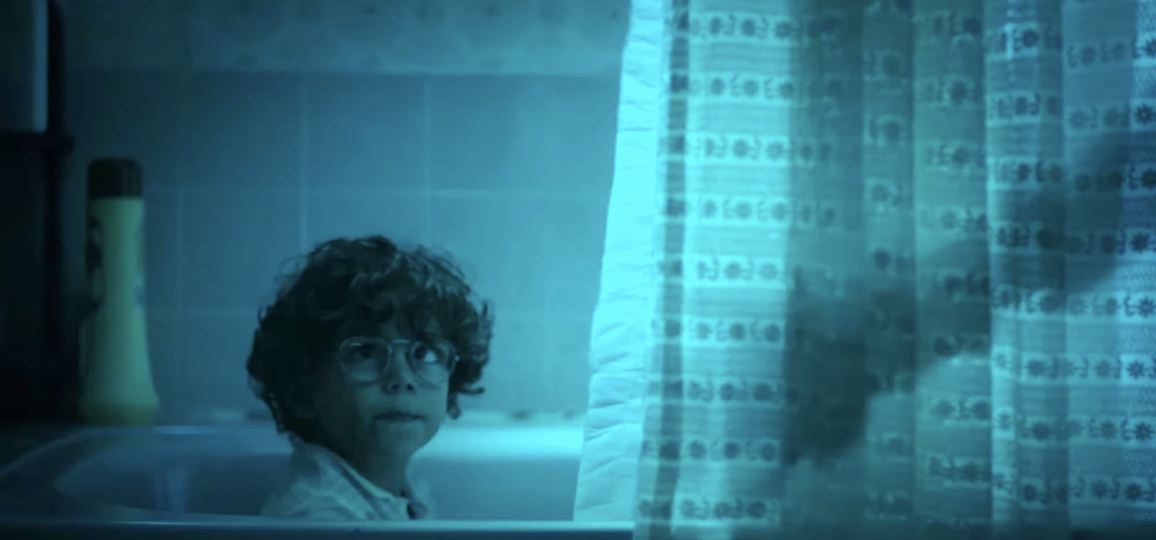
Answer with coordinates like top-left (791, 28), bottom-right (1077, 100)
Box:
top-left (87, 158), bottom-right (143, 199)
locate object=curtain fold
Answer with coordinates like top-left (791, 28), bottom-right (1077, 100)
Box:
top-left (619, 0), bottom-right (1156, 539)
top-left (572, 0), bottom-right (665, 521)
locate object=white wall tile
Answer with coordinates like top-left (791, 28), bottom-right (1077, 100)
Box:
top-left (65, 69), bottom-right (619, 418)
top-left (181, 189), bottom-right (300, 312)
top-left (304, 189), bottom-right (427, 249)
top-left (177, 311), bottom-right (264, 418)
top-left (179, 73), bottom-right (305, 188)
top-left (305, 74), bottom-right (427, 190)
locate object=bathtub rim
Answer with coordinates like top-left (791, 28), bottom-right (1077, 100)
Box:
top-left (0, 425), bottom-right (277, 481)
top-left (1, 420), bottom-right (587, 480)
top-left (0, 517), bottom-right (636, 540)
top-left (0, 516), bottom-right (634, 532)
top-left (0, 424), bottom-right (595, 523)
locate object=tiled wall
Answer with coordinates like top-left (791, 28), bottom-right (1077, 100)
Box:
top-left (64, 70), bottom-right (618, 421)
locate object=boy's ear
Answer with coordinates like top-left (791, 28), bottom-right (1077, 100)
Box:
top-left (286, 383), bottom-right (318, 419)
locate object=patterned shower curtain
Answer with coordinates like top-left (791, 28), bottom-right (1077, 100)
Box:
top-left (630, 0), bottom-right (1156, 539)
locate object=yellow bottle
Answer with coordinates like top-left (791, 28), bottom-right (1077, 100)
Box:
top-left (77, 158), bottom-right (158, 425)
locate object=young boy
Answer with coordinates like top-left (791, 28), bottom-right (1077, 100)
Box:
top-left (246, 235), bottom-right (493, 520)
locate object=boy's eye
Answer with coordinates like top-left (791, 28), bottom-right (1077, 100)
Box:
top-left (410, 343), bottom-right (439, 364)
top-left (351, 342), bottom-right (378, 359)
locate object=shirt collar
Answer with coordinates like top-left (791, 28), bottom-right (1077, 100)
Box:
top-left (287, 434), bottom-right (420, 504)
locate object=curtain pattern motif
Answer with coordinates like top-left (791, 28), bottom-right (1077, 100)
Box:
top-left (633, 0), bottom-right (1156, 538)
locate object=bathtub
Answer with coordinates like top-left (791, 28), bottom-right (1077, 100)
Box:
top-left (0, 421), bottom-right (632, 540)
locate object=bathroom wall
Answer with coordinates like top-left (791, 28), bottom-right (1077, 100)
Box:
top-left (57, 0), bottom-right (626, 422)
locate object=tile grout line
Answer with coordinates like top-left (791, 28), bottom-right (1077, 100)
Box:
top-left (173, 70), bottom-right (188, 318)
top-left (170, 69), bottom-right (189, 422)
top-left (299, 74), bottom-right (310, 253)
top-left (422, 76), bottom-right (434, 246)
top-left (540, 79), bottom-right (563, 408)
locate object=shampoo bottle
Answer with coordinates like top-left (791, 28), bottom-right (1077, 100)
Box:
top-left (78, 158), bottom-right (158, 425)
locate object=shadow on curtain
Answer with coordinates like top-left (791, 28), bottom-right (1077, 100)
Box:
top-left (631, 0), bottom-right (1156, 539)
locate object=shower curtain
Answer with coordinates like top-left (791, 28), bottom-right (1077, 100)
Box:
top-left (577, 0), bottom-right (1156, 538)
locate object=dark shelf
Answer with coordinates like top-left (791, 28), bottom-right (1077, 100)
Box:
top-left (0, 130), bottom-right (73, 155)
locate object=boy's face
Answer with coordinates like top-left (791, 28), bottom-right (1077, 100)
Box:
top-left (308, 318), bottom-right (452, 467)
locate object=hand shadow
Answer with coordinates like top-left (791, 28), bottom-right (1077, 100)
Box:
top-left (778, 139), bottom-right (1131, 469)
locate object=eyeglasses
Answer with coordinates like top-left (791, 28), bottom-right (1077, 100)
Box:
top-left (335, 337), bottom-right (458, 386)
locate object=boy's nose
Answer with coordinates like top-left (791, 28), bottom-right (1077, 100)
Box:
top-left (381, 348), bottom-right (417, 393)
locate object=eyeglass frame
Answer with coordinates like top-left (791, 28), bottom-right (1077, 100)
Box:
top-left (334, 336), bottom-right (459, 386)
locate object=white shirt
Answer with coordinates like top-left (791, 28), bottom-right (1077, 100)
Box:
top-left (260, 435), bottom-right (433, 521)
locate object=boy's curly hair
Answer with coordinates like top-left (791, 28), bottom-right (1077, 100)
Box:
top-left (246, 235), bottom-right (493, 439)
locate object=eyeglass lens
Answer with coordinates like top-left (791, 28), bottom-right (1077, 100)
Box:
top-left (339, 338), bottom-right (454, 384)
